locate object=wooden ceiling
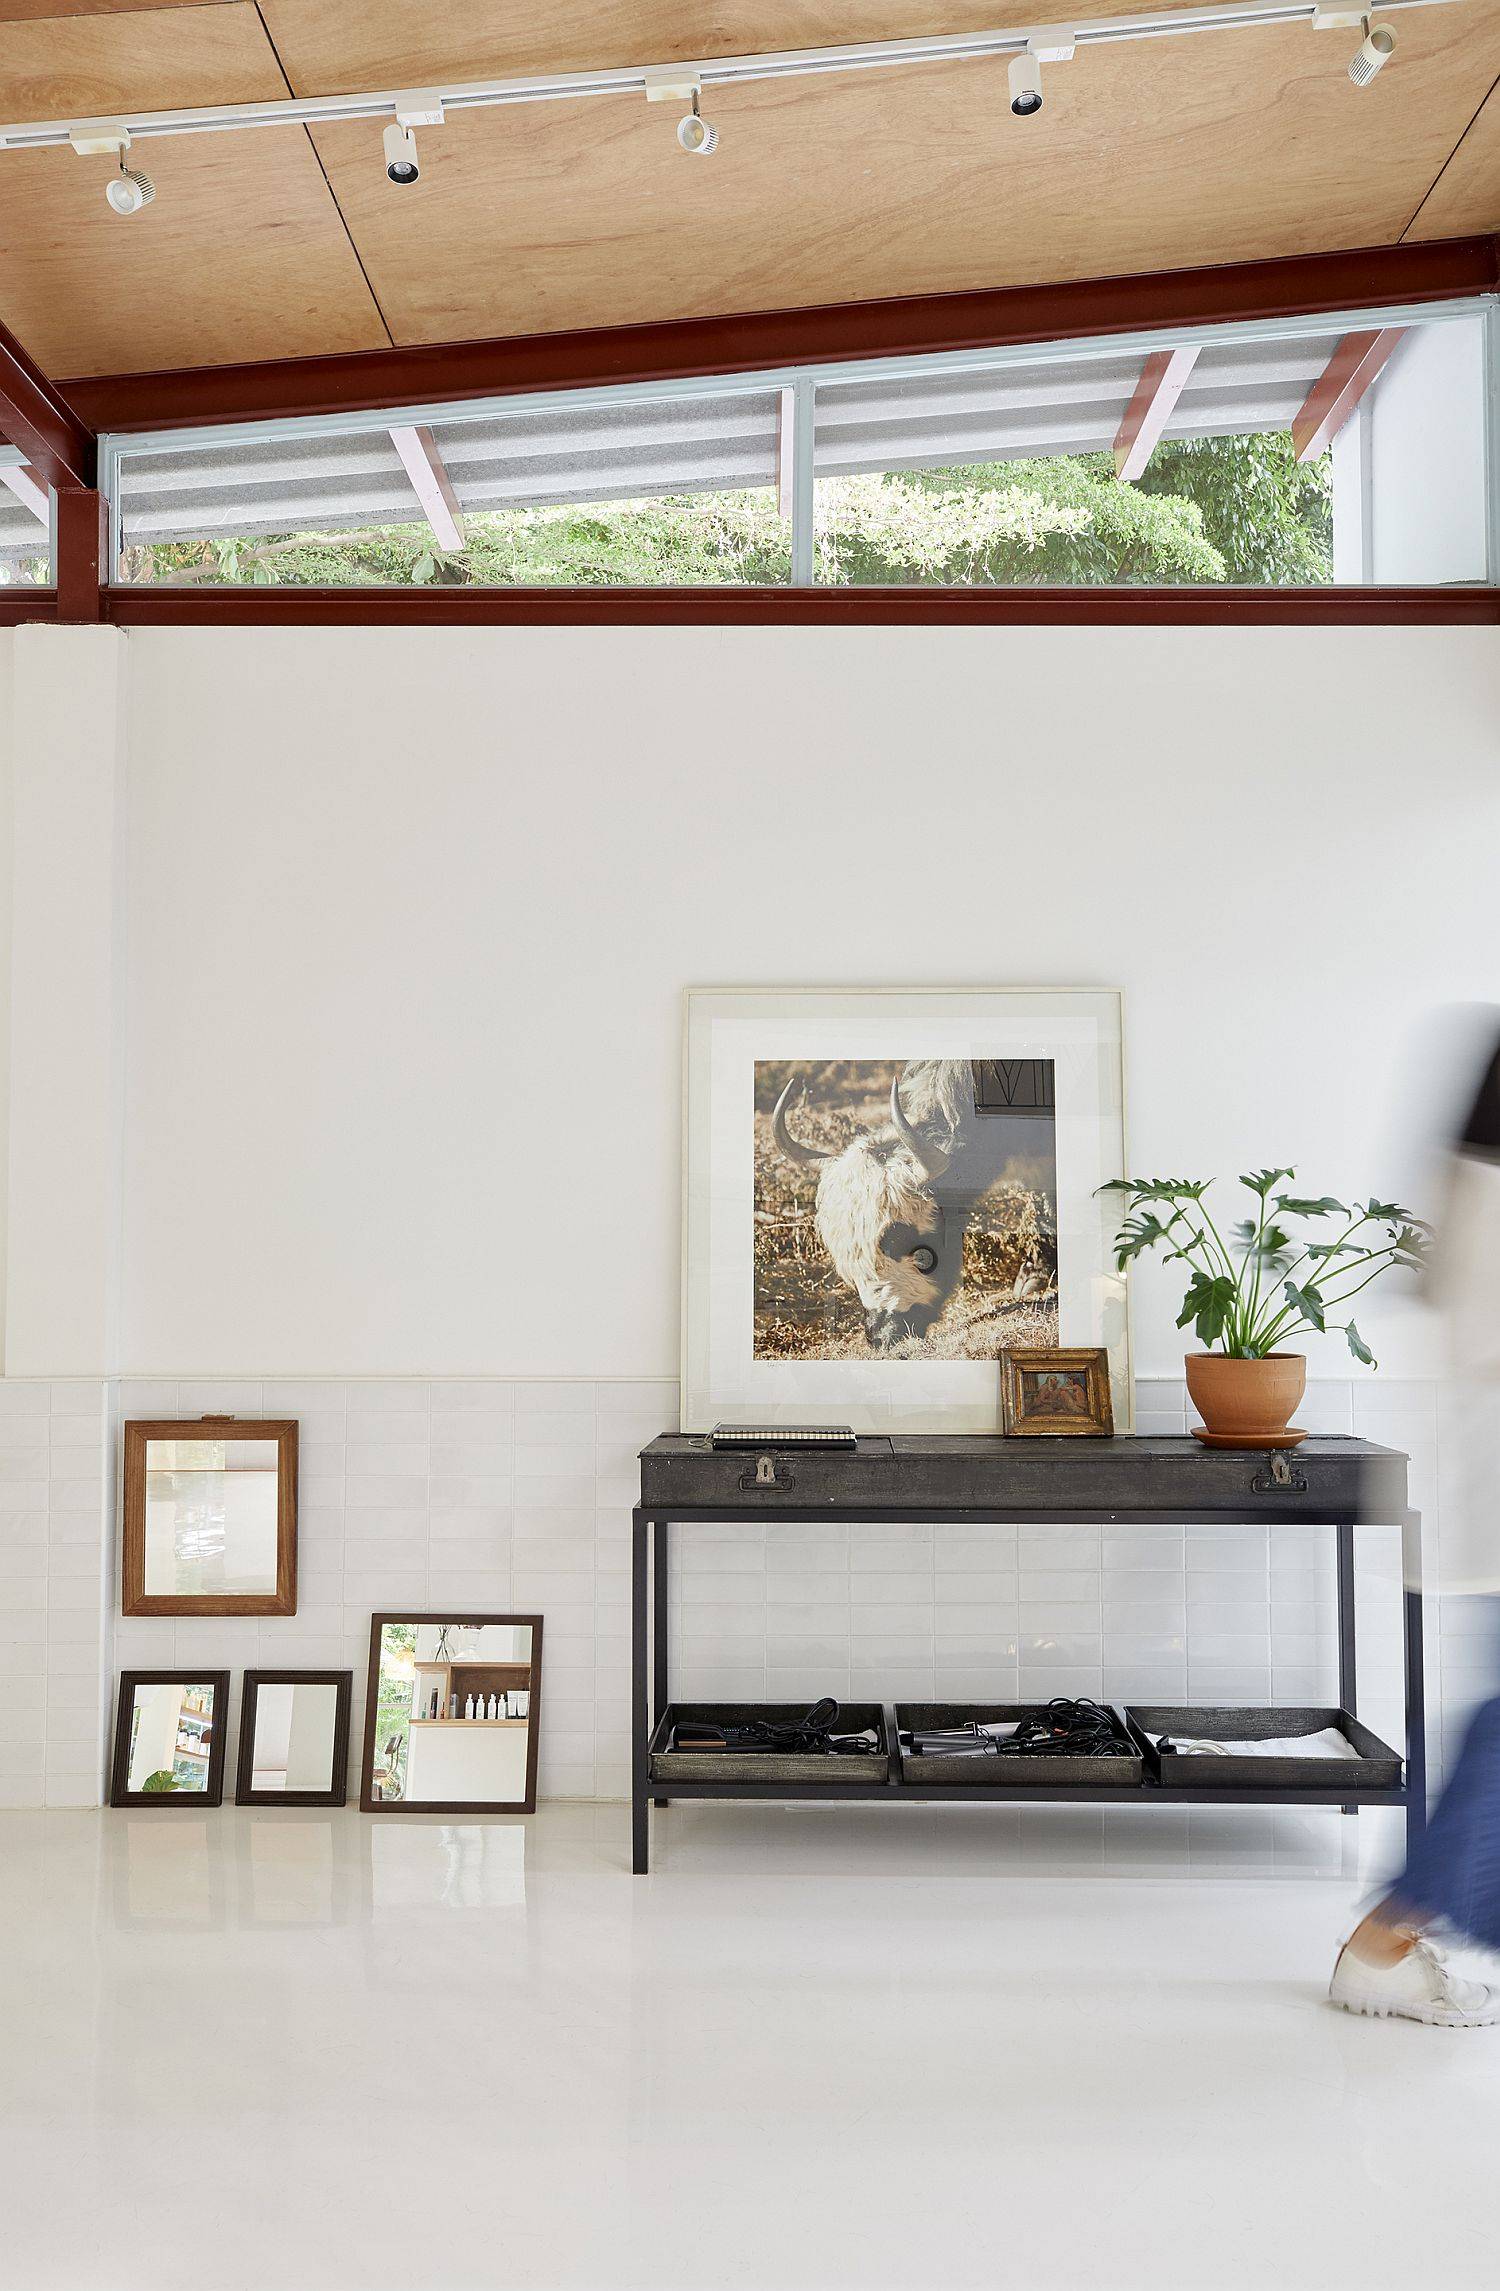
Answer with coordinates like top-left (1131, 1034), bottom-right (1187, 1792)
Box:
top-left (0, 0), bottom-right (1495, 382)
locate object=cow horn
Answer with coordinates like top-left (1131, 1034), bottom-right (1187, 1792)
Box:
top-left (891, 1071), bottom-right (951, 1181)
top-left (772, 1078), bottom-right (830, 1168)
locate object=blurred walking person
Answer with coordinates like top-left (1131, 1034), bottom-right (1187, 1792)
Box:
top-left (1331, 1024), bottom-right (1500, 2027)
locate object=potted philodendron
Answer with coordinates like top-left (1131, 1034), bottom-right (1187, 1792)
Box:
top-left (1102, 1169), bottom-right (1431, 1447)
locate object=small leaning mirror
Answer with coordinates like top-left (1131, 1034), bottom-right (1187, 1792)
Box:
top-left (361, 1615), bottom-right (542, 1814)
top-left (122, 1418), bottom-right (298, 1616)
top-left (236, 1670), bottom-right (352, 1807)
top-left (110, 1671), bottom-right (230, 1806)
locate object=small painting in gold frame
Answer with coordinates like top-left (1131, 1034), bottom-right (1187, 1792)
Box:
top-left (1001, 1347), bottom-right (1114, 1438)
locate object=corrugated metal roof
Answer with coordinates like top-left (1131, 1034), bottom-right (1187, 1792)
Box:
top-left (119, 390), bottom-right (787, 547)
top-left (812, 334), bottom-right (1342, 474)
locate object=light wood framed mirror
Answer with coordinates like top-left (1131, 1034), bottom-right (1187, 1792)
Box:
top-left (122, 1419), bottom-right (298, 1616)
top-left (110, 1671), bottom-right (230, 1806)
top-left (236, 1670), bottom-right (352, 1807)
top-left (361, 1615), bottom-right (542, 1815)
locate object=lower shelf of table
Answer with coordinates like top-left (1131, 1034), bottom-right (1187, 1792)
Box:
top-left (643, 1775), bottom-right (1408, 1807)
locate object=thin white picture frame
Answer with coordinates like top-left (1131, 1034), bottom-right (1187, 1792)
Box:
top-left (681, 986), bottom-right (1131, 1435)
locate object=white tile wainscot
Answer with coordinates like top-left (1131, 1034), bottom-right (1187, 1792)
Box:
top-left (0, 1374), bottom-right (1461, 1808)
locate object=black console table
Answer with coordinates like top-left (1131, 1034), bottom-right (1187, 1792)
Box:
top-left (632, 1434), bottom-right (1424, 1875)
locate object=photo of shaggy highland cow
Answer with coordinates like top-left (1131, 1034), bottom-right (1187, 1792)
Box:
top-left (753, 1057), bottom-right (1059, 1360)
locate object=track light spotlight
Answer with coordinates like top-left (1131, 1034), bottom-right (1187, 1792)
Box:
top-left (676, 89), bottom-right (718, 154)
top-left (105, 159), bottom-right (155, 213)
top-left (1008, 49), bottom-right (1044, 115)
top-left (1348, 19), bottom-right (1396, 80)
top-left (383, 120), bottom-right (420, 184)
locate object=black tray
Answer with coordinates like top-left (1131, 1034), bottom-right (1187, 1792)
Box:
top-left (1125, 1705), bottom-right (1402, 1790)
top-left (896, 1703), bottom-right (1142, 1788)
top-left (648, 1703), bottom-right (889, 1786)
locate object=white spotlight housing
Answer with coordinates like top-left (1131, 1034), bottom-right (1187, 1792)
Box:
top-left (383, 119), bottom-right (420, 184)
top-left (1349, 19), bottom-right (1396, 80)
top-left (105, 162), bottom-right (155, 214)
top-left (676, 91), bottom-right (718, 154)
top-left (1008, 49), bottom-right (1044, 115)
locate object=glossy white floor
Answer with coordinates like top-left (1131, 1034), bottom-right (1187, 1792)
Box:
top-left (3, 1801), bottom-right (1497, 2291)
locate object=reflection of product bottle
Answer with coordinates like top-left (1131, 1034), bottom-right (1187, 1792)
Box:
top-left (449, 1693), bottom-right (458, 1719)
top-left (430, 1689), bottom-right (439, 1720)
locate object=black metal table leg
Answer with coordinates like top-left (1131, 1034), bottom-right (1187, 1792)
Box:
top-left (1336, 1517), bottom-right (1358, 1815)
top-left (632, 1509), bottom-right (650, 1874)
top-left (652, 1519), bottom-right (670, 1808)
top-left (1403, 1509), bottom-right (1428, 1854)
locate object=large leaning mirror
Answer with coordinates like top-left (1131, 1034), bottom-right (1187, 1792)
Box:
top-left (361, 1615), bottom-right (542, 1814)
top-left (110, 1671), bottom-right (230, 1806)
top-left (236, 1670), bottom-right (352, 1806)
top-left (122, 1419), bottom-right (298, 1616)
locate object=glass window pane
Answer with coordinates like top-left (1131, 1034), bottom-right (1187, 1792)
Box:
top-left (811, 319), bottom-right (1482, 588)
top-left (0, 460), bottom-right (52, 586)
top-left (117, 390), bottom-right (792, 587)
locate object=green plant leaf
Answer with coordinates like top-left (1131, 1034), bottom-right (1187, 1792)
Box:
top-left (1274, 1195), bottom-right (1348, 1218)
top-left (1344, 1322), bottom-right (1376, 1366)
top-left (1283, 1279), bottom-right (1326, 1333)
top-left (1176, 1271), bottom-right (1236, 1348)
top-left (1241, 1168), bottom-right (1294, 1199)
top-left (1098, 1176), bottom-right (1212, 1202)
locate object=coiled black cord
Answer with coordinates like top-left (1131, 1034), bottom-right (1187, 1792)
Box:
top-left (991, 1697), bottom-right (1124, 1757)
top-left (674, 1697), bottom-right (878, 1756)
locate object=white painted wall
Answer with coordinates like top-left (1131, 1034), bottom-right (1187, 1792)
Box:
top-left (51, 623), bottom-right (1498, 1380)
top-left (1, 622), bottom-right (1497, 1806)
top-left (1368, 320), bottom-right (1489, 587)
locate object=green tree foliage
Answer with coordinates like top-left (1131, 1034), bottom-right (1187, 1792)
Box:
top-left (1136, 433), bottom-right (1334, 584)
top-left (125, 432), bottom-right (1333, 591)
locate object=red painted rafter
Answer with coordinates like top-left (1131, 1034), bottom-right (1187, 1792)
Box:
top-left (389, 423), bottom-right (466, 552)
top-left (0, 318), bottom-right (93, 490)
top-left (1114, 346), bottom-right (1200, 480)
top-left (1292, 327), bottom-right (1407, 462)
top-left (61, 236), bottom-right (1500, 437)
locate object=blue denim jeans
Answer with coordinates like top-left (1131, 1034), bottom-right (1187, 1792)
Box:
top-left (1389, 1598), bottom-right (1500, 1950)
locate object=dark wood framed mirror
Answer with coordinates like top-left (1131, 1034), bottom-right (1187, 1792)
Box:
top-left (360, 1615), bottom-right (542, 1814)
top-left (110, 1671), bottom-right (230, 1806)
top-left (122, 1418), bottom-right (298, 1616)
top-left (235, 1670), bottom-right (352, 1807)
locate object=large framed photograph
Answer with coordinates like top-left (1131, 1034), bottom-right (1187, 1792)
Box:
top-left (682, 988), bottom-right (1129, 1434)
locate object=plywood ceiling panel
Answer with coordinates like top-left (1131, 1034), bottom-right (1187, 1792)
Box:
top-left (309, 7), bottom-right (1500, 349)
top-left (0, 0), bottom-right (272, 107)
top-left (0, 0), bottom-right (223, 24)
top-left (1406, 68), bottom-right (1500, 235)
top-left (0, 6), bottom-right (388, 371)
top-left (258, 0), bottom-right (1204, 93)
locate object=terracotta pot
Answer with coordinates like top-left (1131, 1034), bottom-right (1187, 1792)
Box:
top-left (1184, 1353), bottom-right (1307, 1448)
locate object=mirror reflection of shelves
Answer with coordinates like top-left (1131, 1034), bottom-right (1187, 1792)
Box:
top-left (411, 1658), bottom-right (531, 1726)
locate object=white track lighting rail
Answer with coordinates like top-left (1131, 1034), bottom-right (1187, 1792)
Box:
top-left (0, 0), bottom-right (1460, 153)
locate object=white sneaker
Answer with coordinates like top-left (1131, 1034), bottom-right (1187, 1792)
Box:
top-left (1329, 1935), bottom-right (1500, 2027)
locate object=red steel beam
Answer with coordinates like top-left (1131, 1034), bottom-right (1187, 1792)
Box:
top-left (1114, 346), bottom-right (1200, 480)
top-left (63, 237), bottom-right (1500, 437)
top-left (0, 584), bottom-right (1487, 630)
top-left (0, 317), bottom-right (94, 489)
top-left (1292, 327), bottom-right (1407, 462)
top-left (54, 488), bottom-right (108, 622)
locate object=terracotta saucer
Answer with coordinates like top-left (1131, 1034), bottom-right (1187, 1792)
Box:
top-left (1191, 1426), bottom-right (1308, 1449)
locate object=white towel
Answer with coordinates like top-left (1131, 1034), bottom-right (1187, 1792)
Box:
top-left (1151, 1726), bottom-right (1358, 1761)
